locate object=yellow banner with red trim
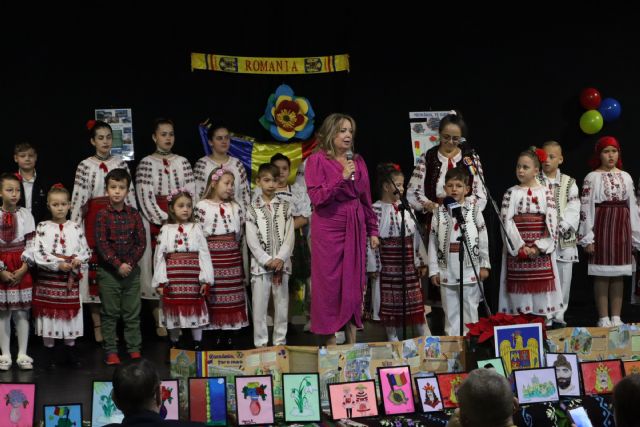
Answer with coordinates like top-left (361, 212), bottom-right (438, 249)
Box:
top-left (191, 53), bottom-right (349, 74)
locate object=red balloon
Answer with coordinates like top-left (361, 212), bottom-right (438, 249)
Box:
top-left (580, 87), bottom-right (602, 110)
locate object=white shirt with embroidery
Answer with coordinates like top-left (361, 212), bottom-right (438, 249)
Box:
top-left (407, 150), bottom-right (487, 212)
top-left (366, 200), bottom-right (427, 273)
top-left (135, 154), bottom-right (196, 225)
top-left (151, 223), bottom-right (214, 288)
top-left (70, 156), bottom-right (137, 224)
top-left (0, 208), bottom-right (36, 254)
top-left (578, 171), bottom-right (640, 276)
top-left (27, 220), bottom-right (90, 271)
top-left (427, 198), bottom-right (490, 285)
top-left (500, 185), bottom-right (557, 257)
top-left (245, 196), bottom-right (295, 275)
top-left (195, 199), bottom-right (245, 240)
top-left (193, 156), bottom-right (251, 210)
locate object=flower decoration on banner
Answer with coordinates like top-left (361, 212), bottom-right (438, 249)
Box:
top-left (465, 312), bottom-right (547, 344)
top-left (259, 84), bottom-right (315, 141)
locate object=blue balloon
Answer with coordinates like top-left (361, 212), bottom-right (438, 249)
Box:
top-left (598, 97), bottom-right (622, 122)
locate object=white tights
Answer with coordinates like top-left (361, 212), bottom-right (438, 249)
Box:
top-left (169, 328), bottom-right (202, 343)
top-left (43, 337), bottom-right (76, 348)
top-left (0, 310), bottom-right (30, 356)
top-left (385, 322), bottom-right (431, 342)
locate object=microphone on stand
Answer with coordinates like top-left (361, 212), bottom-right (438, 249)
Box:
top-left (346, 150), bottom-right (355, 181)
top-left (443, 196), bottom-right (466, 225)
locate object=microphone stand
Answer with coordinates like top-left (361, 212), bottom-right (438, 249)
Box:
top-left (456, 219), bottom-right (492, 336)
top-left (466, 147), bottom-right (515, 253)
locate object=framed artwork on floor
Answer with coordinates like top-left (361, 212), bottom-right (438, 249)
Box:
top-left (414, 376), bottom-right (443, 413)
top-left (91, 381), bottom-right (124, 427)
top-left (377, 365), bottom-right (415, 415)
top-left (0, 383), bottom-right (36, 427)
top-left (513, 367), bottom-right (560, 404)
top-left (282, 373), bottom-right (321, 423)
top-left (234, 375), bottom-right (275, 426)
top-left (188, 377), bottom-right (227, 426)
top-left (327, 380), bottom-right (378, 420)
top-left (43, 403), bottom-right (82, 427)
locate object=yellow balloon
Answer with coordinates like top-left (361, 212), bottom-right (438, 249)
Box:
top-left (580, 110), bottom-right (604, 134)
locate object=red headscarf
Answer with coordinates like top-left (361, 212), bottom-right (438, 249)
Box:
top-left (589, 136), bottom-right (623, 170)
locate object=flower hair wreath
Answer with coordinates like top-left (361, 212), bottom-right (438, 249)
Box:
top-left (211, 167), bottom-right (230, 182)
top-left (166, 188), bottom-right (193, 203)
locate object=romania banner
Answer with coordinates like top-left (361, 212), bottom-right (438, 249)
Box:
top-left (191, 53), bottom-right (349, 74)
top-left (199, 123), bottom-right (317, 186)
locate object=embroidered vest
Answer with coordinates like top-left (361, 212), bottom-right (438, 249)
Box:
top-left (435, 203), bottom-right (480, 269)
top-left (248, 200), bottom-right (290, 257)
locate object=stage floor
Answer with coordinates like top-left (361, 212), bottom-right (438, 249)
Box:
top-left (2, 301), bottom-right (639, 423)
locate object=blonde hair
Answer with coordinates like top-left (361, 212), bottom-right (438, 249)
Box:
top-left (202, 167), bottom-right (235, 201)
top-left (314, 113), bottom-right (356, 158)
top-left (47, 185), bottom-right (71, 201)
top-left (542, 140), bottom-right (562, 152)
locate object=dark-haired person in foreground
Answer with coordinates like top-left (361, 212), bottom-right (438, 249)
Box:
top-left (105, 358), bottom-right (205, 426)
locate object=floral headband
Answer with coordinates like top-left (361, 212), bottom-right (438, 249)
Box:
top-left (167, 187), bottom-right (192, 203)
top-left (86, 119), bottom-right (97, 130)
top-left (211, 167), bottom-right (231, 183)
top-left (51, 183), bottom-right (66, 190)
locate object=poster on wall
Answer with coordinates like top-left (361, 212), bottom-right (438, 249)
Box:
top-left (95, 108), bottom-right (134, 160)
top-left (409, 111), bottom-right (453, 165)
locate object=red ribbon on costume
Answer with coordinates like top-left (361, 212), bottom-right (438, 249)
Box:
top-left (99, 162), bottom-right (108, 173)
top-left (219, 204), bottom-right (225, 216)
top-left (177, 224), bottom-right (184, 245)
top-left (163, 159), bottom-right (170, 175)
top-left (1, 211), bottom-right (16, 242)
top-left (14, 172), bottom-right (22, 182)
top-left (59, 223), bottom-right (66, 246)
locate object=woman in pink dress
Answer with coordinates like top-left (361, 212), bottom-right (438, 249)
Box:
top-left (305, 113), bottom-right (379, 345)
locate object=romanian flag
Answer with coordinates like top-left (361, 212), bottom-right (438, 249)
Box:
top-left (199, 122), bottom-right (318, 186)
top-left (53, 406), bottom-right (69, 417)
top-left (387, 372), bottom-right (408, 387)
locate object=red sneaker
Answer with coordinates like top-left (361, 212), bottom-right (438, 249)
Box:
top-left (129, 352), bottom-right (141, 359)
top-left (104, 353), bottom-right (121, 365)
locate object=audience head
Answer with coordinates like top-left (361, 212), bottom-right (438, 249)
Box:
top-left (112, 358), bottom-right (161, 416)
top-left (613, 374), bottom-right (640, 427)
top-left (457, 369), bottom-right (516, 427)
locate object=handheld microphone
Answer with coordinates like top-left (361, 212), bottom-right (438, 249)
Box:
top-left (346, 150), bottom-right (355, 181)
top-left (443, 196), bottom-right (465, 225)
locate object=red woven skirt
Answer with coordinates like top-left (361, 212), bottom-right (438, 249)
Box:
top-left (379, 236), bottom-right (425, 326)
top-left (592, 201), bottom-right (631, 267)
top-left (506, 214), bottom-right (555, 294)
top-left (206, 234), bottom-right (247, 328)
top-left (0, 243), bottom-right (32, 310)
top-left (163, 252), bottom-right (208, 319)
top-left (32, 268), bottom-right (81, 320)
